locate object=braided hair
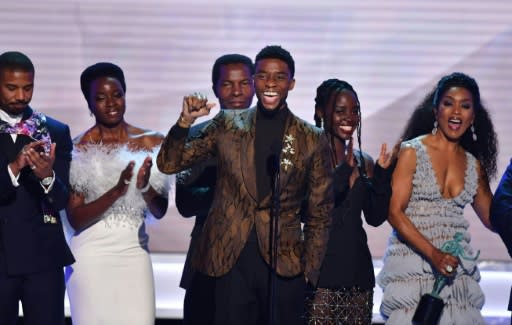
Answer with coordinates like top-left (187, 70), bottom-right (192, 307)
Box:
top-left (315, 79), bottom-right (367, 178)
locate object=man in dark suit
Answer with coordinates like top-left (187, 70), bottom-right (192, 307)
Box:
top-left (176, 53), bottom-right (255, 325)
top-left (158, 45), bottom-right (333, 325)
top-left (490, 159), bottom-right (512, 322)
top-left (0, 51), bottom-right (74, 325)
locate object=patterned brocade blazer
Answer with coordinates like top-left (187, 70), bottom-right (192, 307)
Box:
top-left (157, 107), bottom-right (333, 286)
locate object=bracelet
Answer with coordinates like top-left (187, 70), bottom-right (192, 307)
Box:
top-left (178, 113), bottom-right (194, 128)
top-left (140, 182), bottom-right (151, 193)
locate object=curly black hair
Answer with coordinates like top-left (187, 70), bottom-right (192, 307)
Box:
top-left (400, 72), bottom-right (498, 179)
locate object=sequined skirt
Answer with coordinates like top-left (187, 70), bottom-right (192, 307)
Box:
top-left (304, 286), bottom-right (373, 325)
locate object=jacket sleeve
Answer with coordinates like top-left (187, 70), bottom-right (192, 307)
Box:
top-left (491, 159), bottom-right (512, 258)
top-left (303, 132), bottom-right (334, 286)
top-left (0, 154), bottom-right (16, 204)
top-left (175, 161), bottom-right (216, 218)
top-left (360, 163), bottom-right (393, 227)
top-left (44, 124), bottom-right (72, 211)
top-left (157, 113), bottom-right (221, 175)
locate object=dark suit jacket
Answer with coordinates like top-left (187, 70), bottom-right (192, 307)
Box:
top-left (175, 120), bottom-right (217, 289)
top-left (0, 107), bottom-right (74, 275)
top-left (158, 107), bottom-right (333, 286)
top-left (490, 158), bottom-right (512, 311)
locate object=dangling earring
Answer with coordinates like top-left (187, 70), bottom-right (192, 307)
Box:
top-left (431, 121), bottom-right (438, 135)
top-left (471, 123), bottom-right (477, 141)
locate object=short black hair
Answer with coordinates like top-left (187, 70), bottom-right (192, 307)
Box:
top-left (211, 54), bottom-right (254, 86)
top-left (254, 45), bottom-right (295, 78)
top-left (80, 62), bottom-right (126, 104)
top-left (0, 51), bottom-right (34, 74)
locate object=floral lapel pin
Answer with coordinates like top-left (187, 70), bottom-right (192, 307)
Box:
top-left (280, 134), bottom-right (295, 171)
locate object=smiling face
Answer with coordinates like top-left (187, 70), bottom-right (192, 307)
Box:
top-left (434, 86), bottom-right (475, 141)
top-left (88, 76), bottom-right (126, 127)
top-left (324, 89), bottom-right (359, 141)
top-left (0, 69), bottom-right (34, 115)
top-left (253, 58), bottom-right (295, 111)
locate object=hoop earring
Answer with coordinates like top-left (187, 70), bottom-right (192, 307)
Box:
top-left (471, 123), bottom-right (477, 141)
top-left (431, 121), bottom-right (438, 135)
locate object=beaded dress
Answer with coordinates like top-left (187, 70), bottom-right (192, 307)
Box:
top-left (65, 144), bottom-right (170, 325)
top-left (377, 136), bottom-right (485, 325)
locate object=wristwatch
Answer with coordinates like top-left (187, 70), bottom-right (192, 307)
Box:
top-left (41, 176), bottom-right (53, 186)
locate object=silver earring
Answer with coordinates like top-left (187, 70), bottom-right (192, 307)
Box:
top-left (431, 121), bottom-right (438, 135)
top-left (471, 123), bottom-right (477, 141)
top-left (89, 111), bottom-right (93, 117)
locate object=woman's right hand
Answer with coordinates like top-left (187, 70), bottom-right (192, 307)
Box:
top-left (431, 248), bottom-right (459, 277)
top-left (114, 161), bottom-right (135, 196)
top-left (344, 137), bottom-right (357, 167)
top-left (377, 140), bottom-right (401, 169)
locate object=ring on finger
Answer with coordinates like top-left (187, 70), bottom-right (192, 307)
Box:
top-left (445, 265), bottom-right (453, 273)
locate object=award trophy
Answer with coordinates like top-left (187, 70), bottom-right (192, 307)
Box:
top-left (412, 232), bottom-right (479, 325)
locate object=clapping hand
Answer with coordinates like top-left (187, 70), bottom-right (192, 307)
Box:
top-left (10, 140), bottom-right (55, 178)
top-left (115, 161), bottom-right (135, 196)
top-left (136, 156), bottom-right (152, 190)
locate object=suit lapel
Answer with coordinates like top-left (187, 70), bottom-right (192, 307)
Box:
top-left (278, 114), bottom-right (296, 190)
top-left (240, 108), bottom-right (258, 202)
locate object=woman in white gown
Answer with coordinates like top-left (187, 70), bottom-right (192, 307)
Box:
top-left (65, 62), bottom-right (170, 325)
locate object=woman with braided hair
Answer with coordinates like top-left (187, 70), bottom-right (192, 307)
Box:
top-left (305, 79), bottom-right (398, 324)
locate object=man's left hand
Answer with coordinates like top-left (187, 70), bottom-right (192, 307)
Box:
top-left (25, 142), bottom-right (56, 179)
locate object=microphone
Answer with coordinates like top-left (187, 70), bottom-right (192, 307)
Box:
top-left (267, 139), bottom-right (282, 325)
top-left (267, 140), bottom-right (282, 179)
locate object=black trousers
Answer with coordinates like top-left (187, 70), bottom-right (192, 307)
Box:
top-left (183, 271), bottom-right (216, 325)
top-left (0, 268), bottom-right (65, 325)
top-left (214, 238), bottom-right (305, 325)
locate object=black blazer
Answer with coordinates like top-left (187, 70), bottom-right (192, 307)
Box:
top-left (490, 158), bottom-right (512, 311)
top-left (0, 107), bottom-right (74, 275)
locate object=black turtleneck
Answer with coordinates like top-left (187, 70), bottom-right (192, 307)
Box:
top-left (254, 102), bottom-right (289, 202)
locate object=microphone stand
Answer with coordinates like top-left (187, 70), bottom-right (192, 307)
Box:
top-left (269, 152), bottom-right (280, 325)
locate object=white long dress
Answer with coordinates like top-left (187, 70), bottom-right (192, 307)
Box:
top-left (65, 144), bottom-right (170, 325)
